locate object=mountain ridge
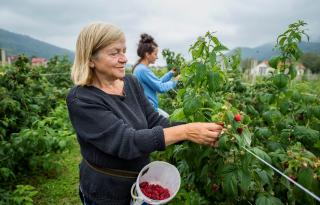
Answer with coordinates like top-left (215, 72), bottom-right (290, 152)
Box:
top-left (0, 28), bottom-right (74, 61)
top-left (228, 41), bottom-right (320, 60)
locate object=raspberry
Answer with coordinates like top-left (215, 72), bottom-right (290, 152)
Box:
top-left (237, 127), bottom-right (243, 134)
top-left (139, 182), bottom-right (170, 200)
top-left (234, 114), bottom-right (241, 122)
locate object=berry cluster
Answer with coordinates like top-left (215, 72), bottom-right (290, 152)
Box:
top-left (139, 182), bottom-right (170, 200)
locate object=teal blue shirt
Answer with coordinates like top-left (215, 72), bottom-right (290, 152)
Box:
top-left (133, 64), bottom-right (177, 110)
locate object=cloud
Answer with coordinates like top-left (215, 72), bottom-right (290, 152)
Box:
top-left (0, 0), bottom-right (319, 65)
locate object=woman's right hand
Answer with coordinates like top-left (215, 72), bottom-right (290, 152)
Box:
top-left (163, 122), bottom-right (223, 147)
top-left (184, 122), bottom-right (223, 146)
top-left (174, 74), bottom-right (180, 81)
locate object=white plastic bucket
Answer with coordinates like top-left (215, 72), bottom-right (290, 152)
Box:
top-left (130, 161), bottom-right (181, 205)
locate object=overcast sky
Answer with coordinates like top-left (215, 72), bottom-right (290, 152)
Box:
top-left (0, 0), bottom-right (319, 65)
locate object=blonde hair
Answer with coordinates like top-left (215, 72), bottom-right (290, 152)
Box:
top-left (71, 22), bottom-right (125, 85)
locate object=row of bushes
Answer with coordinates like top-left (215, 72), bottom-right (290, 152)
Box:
top-left (0, 56), bottom-right (74, 204)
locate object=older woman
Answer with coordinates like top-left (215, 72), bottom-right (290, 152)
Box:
top-left (66, 22), bottom-right (223, 205)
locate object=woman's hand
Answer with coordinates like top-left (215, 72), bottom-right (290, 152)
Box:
top-left (163, 122), bottom-right (223, 147)
top-left (184, 123), bottom-right (223, 146)
top-left (174, 74), bottom-right (180, 81)
top-left (171, 67), bottom-right (179, 77)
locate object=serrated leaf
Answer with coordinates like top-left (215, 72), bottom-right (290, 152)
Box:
top-left (237, 169), bottom-right (251, 192)
top-left (252, 147), bottom-right (272, 164)
top-left (170, 108), bottom-right (186, 121)
top-left (255, 127), bottom-right (272, 138)
top-left (209, 51), bottom-right (216, 66)
top-left (272, 74), bottom-right (288, 90)
top-left (242, 128), bottom-right (252, 146)
top-left (256, 194), bottom-right (284, 205)
top-left (293, 126), bottom-right (319, 147)
top-left (255, 169), bottom-right (272, 186)
top-left (222, 173), bottom-right (238, 197)
top-left (207, 71), bottom-right (221, 93)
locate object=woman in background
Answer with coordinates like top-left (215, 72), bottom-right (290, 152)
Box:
top-left (133, 33), bottom-right (178, 115)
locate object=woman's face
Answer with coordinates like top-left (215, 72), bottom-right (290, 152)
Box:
top-left (147, 47), bottom-right (158, 64)
top-left (91, 37), bottom-right (127, 81)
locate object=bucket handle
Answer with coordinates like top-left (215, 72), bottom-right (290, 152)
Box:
top-left (131, 182), bottom-right (144, 201)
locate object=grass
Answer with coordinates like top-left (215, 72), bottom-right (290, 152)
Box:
top-left (31, 137), bottom-right (82, 205)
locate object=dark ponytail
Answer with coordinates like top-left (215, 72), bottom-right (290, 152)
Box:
top-left (132, 33), bottom-right (158, 72)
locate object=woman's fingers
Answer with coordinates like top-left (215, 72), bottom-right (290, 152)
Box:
top-left (185, 122), bottom-right (224, 146)
top-left (202, 130), bottom-right (220, 144)
top-left (207, 123), bottom-right (224, 131)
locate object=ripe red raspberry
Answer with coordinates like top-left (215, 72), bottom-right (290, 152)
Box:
top-left (237, 127), bottom-right (243, 134)
top-left (234, 114), bottom-right (241, 122)
top-left (211, 184), bottom-right (219, 192)
top-left (139, 182), bottom-right (170, 200)
top-left (289, 175), bottom-right (297, 184)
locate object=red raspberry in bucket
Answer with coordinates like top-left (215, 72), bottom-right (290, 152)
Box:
top-left (139, 182), bottom-right (170, 200)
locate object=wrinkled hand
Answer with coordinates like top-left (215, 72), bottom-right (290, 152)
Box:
top-left (184, 122), bottom-right (223, 147)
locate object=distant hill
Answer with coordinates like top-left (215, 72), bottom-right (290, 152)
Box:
top-left (0, 28), bottom-right (74, 61)
top-left (228, 41), bottom-right (320, 61)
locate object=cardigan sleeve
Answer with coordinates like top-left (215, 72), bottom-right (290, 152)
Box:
top-left (67, 97), bottom-right (166, 160)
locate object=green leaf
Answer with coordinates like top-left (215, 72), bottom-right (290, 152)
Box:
top-left (262, 110), bottom-right (282, 125)
top-left (268, 56), bottom-right (280, 68)
top-left (218, 135), bottom-right (229, 150)
top-left (272, 74), bottom-right (288, 90)
top-left (214, 44), bottom-right (228, 52)
top-left (222, 173), bottom-right (238, 197)
top-left (194, 62), bottom-right (206, 85)
top-left (255, 169), bottom-right (272, 186)
top-left (183, 91), bottom-right (202, 116)
top-left (235, 134), bottom-right (244, 147)
top-left (279, 36), bottom-right (286, 46)
top-left (297, 168), bottom-right (313, 189)
top-left (237, 169), bottom-right (251, 192)
top-left (302, 94), bottom-right (317, 104)
top-left (226, 111), bottom-right (234, 124)
top-left (242, 128), bottom-right (252, 146)
top-left (211, 36), bottom-right (220, 45)
top-left (252, 147), bottom-right (272, 164)
top-left (288, 64), bottom-right (297, 79)
top-left (256, 194), bottom-right (284, 205)
top-left (258, 93), bottom-right (274, 105)
top-left (291, 90), bottom-right (301, 102)
top-left (279, 100), bottom-right (291, 114)
top-left (192, 42), bottom-right (205, 58)
top-left (220, 164), bottom-right (236, 175)
top-left (293, 126), bottom-right (319, 147)
top-left (209, 51), bottom-right (216, 66)
top-left (246, 105), bottom-right (259, 117)
top-left (170, 108), bottom-right (186, 121)
top-left (311, 106), bottom-right (320, 119)
top-left (255, 127), bottom-right (272, 138)
top-left (207, 71), bottom-right (221, 93)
